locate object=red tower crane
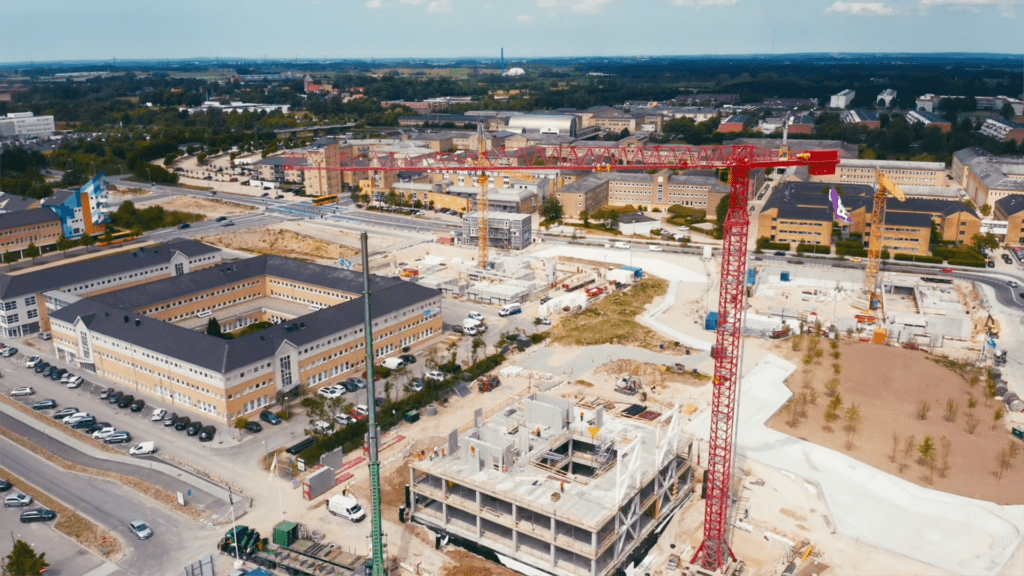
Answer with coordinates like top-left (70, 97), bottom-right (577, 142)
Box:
top-left (299, 142), bottom-right (839, 573)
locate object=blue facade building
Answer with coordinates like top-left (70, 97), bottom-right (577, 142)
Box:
top-left (41, 173), bottom-right (110, 239)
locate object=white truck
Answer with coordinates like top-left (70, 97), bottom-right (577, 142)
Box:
top-left (327, 494), bottom-right (366, 522)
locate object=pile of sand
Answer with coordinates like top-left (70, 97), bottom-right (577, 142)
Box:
top-left (201, 225), bottom-right (359, 264)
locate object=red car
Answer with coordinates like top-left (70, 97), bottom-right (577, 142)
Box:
top-left (940, 267), bottom-right (953, 273)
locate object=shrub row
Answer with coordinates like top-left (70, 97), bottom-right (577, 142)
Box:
top-left (893, 253), bottom-right (944, 264)
top-left (756, 237), bottom-right (791, 251)
top-left (796, 244), bottom-right (831, 254)
top-left (948, 258), bottom-right (987, 268)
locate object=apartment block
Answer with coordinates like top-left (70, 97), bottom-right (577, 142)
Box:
top-left (556, 175), bottom-right (611, 219)
top-left (980, 118), bottom-right (1024, 144)
top-left (462, 212), bottom-right (532, 250)
top-left (952, 148), bottom-right (1024, 207)
top-left (303, 144), bottom-right (342, 197)
top-left (905, 110), bottom-right (951, 132)
top-left (0, 209), bottom-right (63, 256)
top-left (48, 256), bottom-right (443, 424)
top-left (994, 195), bottom-right (1024, 245)
top-left (809, 159), bottom-right (947, 188)
top-left (829, 89), bottom-right (856, 109)
top-left (842, 110), bottom-right (881, 129)
top-left (409, 396), bottom-right (694, 576)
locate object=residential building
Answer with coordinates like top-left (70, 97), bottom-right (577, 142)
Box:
top-left (842, 110), bottom-right (881, 129)
top-left (671, 93), bottom-right (737, 106)
top-left (0, 239), bottom-right (221, 338)
top-left (952, 148), bottom-right (1024, 207)
top-left (255, 156), bottom-right (306, 184)
top-left (48, 255), bottom-right (442, 424)
top-left (718, 115), bottom-right (749, 133)
top-left (917, 94), bottom-right (1023, 116)
top-left (905, 110), bottom-right (952, 132)
top-left (0, 192), bottom-right (40, 213)
top-left (0, 112), bottom-right (56, 140)
top-left (808, 159), bottom-right (947, 188)
top-left (556, 174), bottom-right (611, 219)
top-left (994, 195), bottom-right (1024, 245)
top-left (408, 398), bottom-right (694, 576)
top-left (303, 144), bottom-right (342, 197)
top-left (870, 211), bottom-right (932, 255)
top-left (652, 107), bottom-right (718, 123)
top-left (787, 115), bottom-right (815, 134)
top-left (980, 117), bottom-right (1024, 144)
top-left (40, 173), bottom-right (111, 239)
top-left (830, 89), bottom-right (856, 109)
top-left (876, 89), bottom-right (897, 108)
top-left (0, 209), bottom-right (63, 256)
top-left (409, 133), bottom-right (454, 153)
top-left (606, 170), bottom-right (729, 212)
top-left (462, 212), bottom-right (532, 250)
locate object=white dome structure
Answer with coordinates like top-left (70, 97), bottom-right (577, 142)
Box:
top-left (503, 67), bottom-right (525, 77)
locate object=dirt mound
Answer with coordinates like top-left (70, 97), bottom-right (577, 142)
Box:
top-left (201, 226), bottom-right (359, 263)
top-left (443, 550), bottom-right (520, 576)
top-left (598, 359), bottom-right (707, 388)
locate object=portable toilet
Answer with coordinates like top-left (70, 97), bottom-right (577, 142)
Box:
top-left (780, 271), bottom-right (791, 282)
top-left (705, 312), bottom-right (719, 331)
top-left (747, 269), bottom-right (756, 286)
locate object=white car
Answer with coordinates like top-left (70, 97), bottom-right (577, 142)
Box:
top-left (468, 311), bottom-right (484, 322)
top-left (25, 357), bottom-right (41, 368)
top-left (62, 412), bottom-right (91, 425)
top-left (91, 427), bottom-right (117, 440)
top-left (129, 441), bottom-right (157, 456)
top-left (66, 375), bottom-right (84, 388)
top-left (1009, 280), bottom-right (1020, 288)
top-left (317, 386), bottom-right (343, 400)
top-left (10, 387), bottom-right (34, 397)
top-left (535, 316), bottom-right (552, 326)
top-left (425, 370), bottom-right (445, 381)
top-left (649, 245), bottom-right (663, 251)
top-left (312, 420), bottom-right (333, 433)
top-left (352, 405), bottom-right (369, 419)
top-left (151, 408), bottom-right (166, 422)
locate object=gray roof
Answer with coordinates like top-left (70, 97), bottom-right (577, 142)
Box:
top-left (0, 192), bottom-right (39, 212)
top-left (883, 211), bottom-right (933, 228)
top-left (0, 208), bottom-right (60, 231)
top-left (255, 156), bottom-right (306, 167)
top-left (908, 109), bottom-right (950, 124)
top-left (89, 255), bottom-right (402, 311)
top-left (41, 189), bottom-right (74, 207)
top-left (994, 194), bottom-right (1024, 217)
top-left (723, 115), bottom-right (749, 124)
top-left (776, 206), bottom-right (832, 223)
top-left (723, 138), bottom-right (860, 159)
top-left (953, 148), bottom-right (1024, 193)
top-left (618, 212), bottom-right (656, 224)
top-left (848, 110), bottom-right (880, 122)
top-left (765, 182), bottom-right (874, 214)
top-left (0, 239), bottom-right (219, 300)
top-left (52, 280), bottom-right (440, 374)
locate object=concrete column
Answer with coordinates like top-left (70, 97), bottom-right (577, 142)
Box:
top-left (476, 490), bottom-right (482, 540)
top-left (408, 468), bottom-right (416, 515)
top-left (591, 556), bottom-right (597, 576)
top-left (550, 516), bottom-right (556, 567)
top-left (512, 503), bottom-right (518, 551)
top-left (442, 477), bottom-right (449, 525)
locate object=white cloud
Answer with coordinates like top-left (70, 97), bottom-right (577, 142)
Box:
top-left (400, 0), bottom-right (423, 4)
top-left (365, 0), bottom-right (383, 7)
top-left (826, 2), bottom-right (895, 15)
top-left (920, 0), bottom-right (1017, 17)
top-left (427, 0), bottom-right (453, 12)
top-left (671, 0), bottom-right (739, 6)
top-left (517, 14), bottom-right (533, 21)
top-left (537, 0), bottom-right (615, 14)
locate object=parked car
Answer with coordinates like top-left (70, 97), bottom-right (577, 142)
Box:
top-left (1002, 254), bottom-right (1013, 264)
top-left (649, 245), bottom-right (663, 251)
top-left (318, 386), bottom-right (343, 400)
top-left (425, 370), bottom-right (445, 381)
top-left (335, 414), bottom-right (355, 426)
top-left (221, 221), bottom-right (235, 227)
top-left (104, 431), bottom-right (132, 444)
top-left (186, 420), bottom-right (203, 436)
top-left (215, 216), bottom-right (228, 222)
top-left (40, 366), bottom-right (55, 378)
top-left (71, 417), bottom-right (97, 430)
top-left (99, 388), bottom-right (114, 399)
top-left (408, 378), bottom-right (425, 393)
top-left (60, 372), bottom-right (73, 384)
top-left (53, 407), bottom-right (78, 420)
top-left (117, 394), bottom-right (135, 409)
top-left (198, 425), bottom-right (216, 442)
top-left (33, 362), bottom-right (49, 373)
top-left (342, 380), bottom-right (360, 393)
top-left (351, 405), bottom-right (369, 420)
top-left (62, 412), bottom-right (90, 425)
top-left (535, 316), bottom-right (551, 326)
top-left (129, 399), bottom-right (146, 412)
top-left (25, 356), bottom-right (41, 368)
top-left (163, 412), bottom-right (179, 427)
top-left (20, 508), bottom-right (57, 523)
top-left (107, 390), bottom-right (123, 404)
top-left (66, 375), bottom-right (84, 388)
top-left (129, 441), bottom-right (157, 456)
top-left (151, 408), bottom-right (166, 422)
top-left (86, 422), bottom-right (112, 434)
top-left (1009, 280), bottom-right (1020, 288)
top-left (399, 353), bottom-right (417, 365)
top-left (32, 399), bottom-right (56, 410)
top-left (38, 332), bottom-right (51, 341)
top-left (128, 520), bottom-right (153, 540)
top-left (941, 267), bottom-right (953, 273)
top-left (344, 377), bottom-right (367, 390)
top-left (244, 421), bottom-right (262, 433)
top-left (178, 223), bottom-right (191, 229)
top-left (4, 493), bottom-right (33, 507)
top-left (92, 427), bottom-right (118, 440)
top-left (49, 369), bottom-right (66, 381)
top-left (10, 387), bottom-right (34, 397)
top-left (1, 347), bottom-right (17, 357)
top-left (174, 416), bottom-right (191, 431)
top-left (0, 480), bottom-right (12, 492)
top-left (773, 251), bottom-right (787, 256)
top-left (259, 410), bottom-right (281, 426)
top-left (539, 296), bottom-right (552, 304)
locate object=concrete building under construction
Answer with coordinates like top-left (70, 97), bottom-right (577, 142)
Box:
top-left (408, 394), bottom-right (695, 576)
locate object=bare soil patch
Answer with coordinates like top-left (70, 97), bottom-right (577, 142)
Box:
top-left (200, 225), bottom-right (359, 264)
top-left (133, 195), bottom-right (254, 219)
top-left (767, 339), bottom-right (1024, 504)
top-left (442, 549), bottom-right (521, 576)
top-left (597, 358), bottom-right (709, 388)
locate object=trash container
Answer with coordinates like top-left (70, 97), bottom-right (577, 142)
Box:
top-left (404, 410), bottom-right (421, 424)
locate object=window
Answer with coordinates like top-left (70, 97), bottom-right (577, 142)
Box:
top-left (24, 296), bottom-right (35, 307)
top-left (26, 309), bottom-right (38, 320)
top-left (5, 314), bottom-right (18, 324)
top-left (2, 301), bottom-right (16, 311)
top-left (279, 356), bottom-right (292, 387)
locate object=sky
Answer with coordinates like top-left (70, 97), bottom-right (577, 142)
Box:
top-left (1, 0), bottom-right (1022, 63)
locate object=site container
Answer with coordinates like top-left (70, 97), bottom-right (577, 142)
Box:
top-left (273, 521), bottom-right (298, 547)
top-left (705, 312), bottom-right (719, 331)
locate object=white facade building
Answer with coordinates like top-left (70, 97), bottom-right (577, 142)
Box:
top-left (0, 112), bottom-right (56, 139)
top-left (830, 89), bottom-right (856, 110)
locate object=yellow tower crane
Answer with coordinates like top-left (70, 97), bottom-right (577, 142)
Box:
top-left (476, 126), bottom-right (489, 269)
top-left (865, 171), bottom-right (906, 308)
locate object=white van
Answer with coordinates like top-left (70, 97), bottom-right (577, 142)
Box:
top-left (328, 494), bottom-right (366, 522)
top-left (381, 357), bottom-right (406, 370)
top-left (129, 441), bottom-right (157, 456)
top-left (614, 242), bottom-right (630, 249)
top-left (499, 304), bottom-right (521, 317)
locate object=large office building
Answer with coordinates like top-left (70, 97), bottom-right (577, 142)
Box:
top-left (0, 112), bottom-right (56, 140)
top-left (808, 158), bottom-right (947, 188)
top-left (48, 255), bottom-right (443, 424)
top-left (303, 143), bottom-right (342, 197)
top-left (994, 195), bottom-right (1024, 245)
top-left (952, 148), bottom-right (1024, 208)
top-left (829, 89), bottom-right (856, 109)
top-left (40, 173), bottom-right (111, 239)
top-left (506, 114), bottom-right (577, 137)
top-left (0, 209), bottom-right (63, 256)
top-left (0, 239), bottom-right (222, 338)
top-left (408, 397), bottom-right (694, 576)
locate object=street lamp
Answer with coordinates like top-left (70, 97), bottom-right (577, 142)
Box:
top-left (147, 168), bottom-right (152, 186)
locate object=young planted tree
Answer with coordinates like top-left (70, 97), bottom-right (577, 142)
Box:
top-left (832, 350), bottom-right (841, 360)
top-left (916, 399), bottom-right (931, 421)
top-left (899, 434), bottom-right (916, 473)
top-left (843, 404), bottom-right (862, 450)
top-left (807, 387), bottom-right (819, 406)
top-left (2, 251), bottom-right (17, 269)
top-left (56, 233), bottom-right (75, 256)
top-left (24, 242), bottom-right (40, 262)
top-left (79, 232), bottom-right (96, 252)
top-left (938, 436), bottom-right (952, 479)
top-left (824, 377), bottom-right (840, 398)
top-left (964, 410), bottom-right (979, 435)
top-left (890, 431), bottom-right (901, 464)
top-left (823, 393), bottom-right (843, 432)
top-left (832, 362), bottom-right (842, 375)
top-left (791, 334), bottom-right (803, 352)
top-left (944, 398), bottom-right (959, 423)
top-left (996, 447), bottom-right (1012, 480)
top-left (918, 435), bottom-right (937, 484)
top-left (206, 317), bottom-right (223, 338)
top-left (993, 407), bottom-right (1005, 431)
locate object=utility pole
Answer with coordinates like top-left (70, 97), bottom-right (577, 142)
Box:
top-left (362, 232), bottom-right (386, 575)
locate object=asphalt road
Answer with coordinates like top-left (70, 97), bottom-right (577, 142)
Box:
top-left (0, 435), bottom-right (218, 576)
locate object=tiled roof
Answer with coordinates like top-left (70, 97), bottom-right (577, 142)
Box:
top-left (0, 208), bottom-right (60, 230)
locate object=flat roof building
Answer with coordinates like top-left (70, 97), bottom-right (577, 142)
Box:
top-left (507, 114), bottom-right (577, 137)
top-left (994, 195), bottom-right (1024, 245)
top-left (0, 112), bottom-right (56, 140)
top-left (808, 158), bottom-right (947, 188)
top-left (905, 109), bottom-right (952, 132)
top-left (462, 212), bottom-right (532, 251)
top-left (952, 148), bottom-right (1024, 208)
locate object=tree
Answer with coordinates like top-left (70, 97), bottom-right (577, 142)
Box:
top-left (825, 377), bottom-right (840, 397)
top-left (993, 407), bottom-right (1004, 431)
top-left (944, 398), bottom-right (959, 423)
top-left (979, 204), bottom-right (992, 217)
top-left (965, 410), bottom-right (979, 434)
top-left (56, 233), bottom-right (75, 256)
top-left (970, 232), bottom-right (999, 253)
top-left (916, 399), bottom-right (931, 420)
top-left (1000, 102), bottom-right (1016, 121)
top-left (206, 317), bottom-right (223, 338)
top-left (102, 227), bottom-right (113, 245)
top-left (539, 198), bottom-right (563, 222)
top-left (3, 539), bottom-right (49, 576)
top-left (78, 232), bottom-right (96, 252)
top-left (890, 431), bottom-right (900, 464)
top-left (2, 251), bottom-right (18, 269)
top-left (843, 404), bottom-right (861, 450)
top-left (918, 435), bottom-right (937, 483)
top-left (996, 446), bottom-right (1012, 479)
top-left (899, 434), bottom-right (915, 473)
top-left (579, 209), bottom-right (590, 228)
top-left (823, 393), bottom-right (843, 431)
top-left (715, 194), bottom-right (730, 223)
top-left (234, 417), bottom-right (250, 430)
top-left (24, 243), bottom-right (40, 262)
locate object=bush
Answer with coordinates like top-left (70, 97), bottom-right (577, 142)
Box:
top-left (756, 237), bottom-right (791, 251)
top-left (796, 243), bottom-right (831, 254)
top-left (234, 417), bottom-right (249, 430)
top-left (301, 398), bottom-right (320, 408)
top-left (948, 258), bottom-right (986, 268)
top-left (275, 410), bottom-right (291, 420)
top-left (530, 332), bottom-right (550, 344)
top-left (893, 253), bottom-right (943, 264)
top-left (651, 207), bottom-right (662, 213)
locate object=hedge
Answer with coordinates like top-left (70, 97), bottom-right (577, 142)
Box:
top-left (756, 237), bottom-right (791, 251)
top-left (667, 205), bottom-right (705, 218)
top-left (948, 258), bottom-right (986, 268)
top-left (893, 253), bottom-right (943, 264)
top-left (796, 244), bottom-right (831, 254)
